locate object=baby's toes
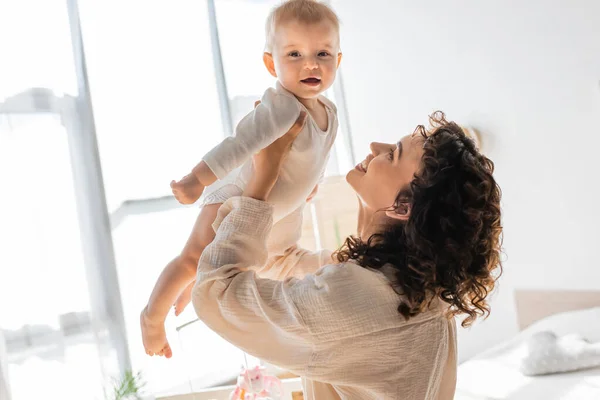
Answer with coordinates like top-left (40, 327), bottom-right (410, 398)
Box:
top-left (163, 343), bottom-right (173, 358)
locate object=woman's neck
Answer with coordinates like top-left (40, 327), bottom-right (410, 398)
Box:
top-left (357, 201), bottom-right (388, 241)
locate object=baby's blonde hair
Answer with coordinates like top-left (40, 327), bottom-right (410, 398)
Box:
top-left (265, 0), bottom-right (340, 52)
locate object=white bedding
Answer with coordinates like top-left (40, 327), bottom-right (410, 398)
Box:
top-left (455, 306), bottom-right (600, 400)
top-left (456, 357), bottom-right (600, 400)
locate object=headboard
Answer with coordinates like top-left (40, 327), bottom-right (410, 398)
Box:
top-left (514, 290), bottom-right (600, 330)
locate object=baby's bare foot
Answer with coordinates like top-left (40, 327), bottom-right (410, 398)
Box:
top-left (174, 281), bottom-right (194, 316)
top-left (170, 174), bottom-right (204, 205)
top-left (140, 307), bottom-right (173, 358)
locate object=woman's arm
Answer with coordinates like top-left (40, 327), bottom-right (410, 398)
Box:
top-left (191, 111), bottom-right (328, 372)
top-left (192, 196), bottom-right (316, 373)
top-left (260, 246), bottom-right (333, 281)
top-left (211, 199), bottom-right (333, 282)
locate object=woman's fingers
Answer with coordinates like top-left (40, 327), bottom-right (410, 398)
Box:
top-left (289, 111), bottom-right (308, 137)
top-left (243, 110), bottom-right (308, 201)
top-left (277, 111), bottom-right (307, 150)
top-left (263, 111), bottom-right (308, 156)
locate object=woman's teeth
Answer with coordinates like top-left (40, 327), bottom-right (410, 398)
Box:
top-left (355, 160), bottom-right (367, 173)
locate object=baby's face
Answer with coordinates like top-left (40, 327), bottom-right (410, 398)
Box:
top-left (270, 20), bottom-right (340, 100)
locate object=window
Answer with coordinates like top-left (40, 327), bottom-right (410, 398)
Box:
top-left (0, 0), bottom-right (76, 100)
top-left (1, 0), bottom-right (355, 398)
top-left (77, 1), bottom-right (237, 395)
top-left (0, 115), bottom-right (113, 399)
top-left (79, 0), bottom-right (226, 211)
top-left (0, 1), bottom-right (118, 399)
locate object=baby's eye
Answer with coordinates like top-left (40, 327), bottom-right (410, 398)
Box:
top-left (288, 51), bottom-right (301, 57)
top-left (318, 51), bottom-right (330, 57)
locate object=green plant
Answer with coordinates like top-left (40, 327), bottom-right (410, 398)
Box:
top-left (104, 370), bottom-right (146, 400)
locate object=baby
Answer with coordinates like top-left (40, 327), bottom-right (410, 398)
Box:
top-left (141, 0), bottom-right (342, 357)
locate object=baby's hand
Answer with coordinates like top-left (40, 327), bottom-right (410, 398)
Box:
top-left (170, 173), bottom-right (205, 204)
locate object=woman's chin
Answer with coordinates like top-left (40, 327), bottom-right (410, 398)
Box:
top-left (345, 169), bottom-right (360, 194)
top-left (345, 168), bottom-right (356, 185)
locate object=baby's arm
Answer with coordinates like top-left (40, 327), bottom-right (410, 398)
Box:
top-left (170, 162), bottom-right (217, 205)
top-left (202, 90), bottom-right (301, 180)
top-left (171, 90), bottom-right (300, 204)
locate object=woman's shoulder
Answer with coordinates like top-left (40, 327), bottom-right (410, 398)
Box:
top-left (294, 262), bottom-right (397, 329)
top-left (289, 260), bottom-right (393, 306)
top-left (312, 260), bottom-right (392, 286)
top-left (294, 261), bottom-right (449, 340)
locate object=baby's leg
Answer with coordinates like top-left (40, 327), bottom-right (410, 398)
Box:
top-left (140, 203), bottom-right (220, 357)
top-left (172, 204), bottom-right (221, 315)
top-left (174, 282), bottom-right (195, 317)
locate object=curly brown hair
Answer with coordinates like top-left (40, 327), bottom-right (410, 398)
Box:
top-left (335, 111), bottom-right (502, 327)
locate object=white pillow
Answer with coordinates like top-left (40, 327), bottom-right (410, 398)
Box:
top-left (520, 331), bottom-right (600, 376)
top-left (519, 306), bottom-right (600, 343)
top-left (471, 306), bottom-right (600, 362)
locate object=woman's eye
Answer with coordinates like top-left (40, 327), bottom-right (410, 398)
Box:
top-left (388, 148), bottom-right (395, 161)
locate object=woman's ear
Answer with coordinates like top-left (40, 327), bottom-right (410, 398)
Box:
top-left (263, 53), bottom-right (277, 78)
top-left (385, 203), bottom-right (411, 221)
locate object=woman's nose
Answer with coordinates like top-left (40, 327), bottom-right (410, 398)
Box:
top-left (369, 142), bottom-right (388, 156)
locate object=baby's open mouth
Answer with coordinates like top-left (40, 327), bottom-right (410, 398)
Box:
top-left (301, 77), bottom-right (321, 85)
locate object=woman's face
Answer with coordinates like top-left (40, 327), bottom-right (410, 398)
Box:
top-left (346, 135), bottom-right (425, 211)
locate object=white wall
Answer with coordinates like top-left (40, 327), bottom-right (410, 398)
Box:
top-left (332, 0), bottom-right (600, 360)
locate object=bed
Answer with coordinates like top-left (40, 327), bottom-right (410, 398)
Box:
top-left (455, 290), bottom-right (600, 400)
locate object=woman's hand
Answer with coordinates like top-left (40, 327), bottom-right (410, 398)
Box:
top-left (243, 104), bottom-right (307, 201)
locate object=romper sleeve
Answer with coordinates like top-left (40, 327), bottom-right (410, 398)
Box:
top-left (202, 89), bottom-right (302, 179)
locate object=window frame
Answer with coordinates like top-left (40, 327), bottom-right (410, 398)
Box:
top-left (0, 0), bottom-right (356, 396)
top-left (0, 0), bottom-right (131, 388)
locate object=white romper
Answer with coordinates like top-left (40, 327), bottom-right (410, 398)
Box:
top-left (201, 82), bottom-right (338, 255)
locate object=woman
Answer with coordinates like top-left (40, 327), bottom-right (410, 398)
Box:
top-left (190, 111), bottom-right (502, 399)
